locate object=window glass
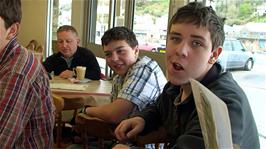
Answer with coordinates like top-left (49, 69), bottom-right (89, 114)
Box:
top-left (95, 0), bottom-right (110, 44)
top-left (114, 0), bottom-right (126, 27)
top-left (52, 0), bottom-right (72, 40)
top-left (133, 0), bottom-right (169, 52)
top-left (211, 1), bottom-right (266, 147)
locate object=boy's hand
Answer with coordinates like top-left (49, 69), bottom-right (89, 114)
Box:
top-left (114, 116), bottom-right (145, 142)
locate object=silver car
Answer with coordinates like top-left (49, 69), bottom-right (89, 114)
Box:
top-left (218, 39), bottom-right (255, 71)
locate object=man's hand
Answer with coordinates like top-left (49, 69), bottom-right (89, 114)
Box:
top-left (114, 116), bottom-right (145, 142)
top-left (112, 143), bottom-right (131, 149)
top-left (59, 70), bottom-right (74, 78)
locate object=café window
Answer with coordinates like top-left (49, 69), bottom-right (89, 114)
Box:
top-left (133, 0), bottom-right (169, 52)
top-left (52, 0), bottom-right (72, 40)
top-left (94, 0), bottom-right (127, 44)
top-left (95, 0), bottom-right (110, 44)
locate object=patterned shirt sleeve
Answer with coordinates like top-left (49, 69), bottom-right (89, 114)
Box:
top-left (117, 56), bottom-right (167, 111)
top-left (0, 40), bottom-right (55, 148)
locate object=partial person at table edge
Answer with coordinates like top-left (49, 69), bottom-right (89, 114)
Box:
top-left (43, 25), bottom-right (101, 80)
top-left (0, 0), bottom-right (55, 148)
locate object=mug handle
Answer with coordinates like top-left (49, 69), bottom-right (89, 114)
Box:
top-left (73, 68), bottom-right (77, 78)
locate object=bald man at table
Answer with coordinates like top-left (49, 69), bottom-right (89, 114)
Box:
top-left (43, 25), bottom-right (101, 80)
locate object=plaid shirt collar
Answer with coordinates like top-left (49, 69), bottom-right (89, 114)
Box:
top-left (0, 37), bottom-right (18, 64)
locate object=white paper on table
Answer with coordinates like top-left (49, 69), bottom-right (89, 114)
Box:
top-left (50, 82), bottom-right (88, 91)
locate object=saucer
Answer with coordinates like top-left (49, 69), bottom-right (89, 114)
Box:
top-left (78, 78), bottom-right (91, 83)
top-left (69, 78), bottom-right (91, 83)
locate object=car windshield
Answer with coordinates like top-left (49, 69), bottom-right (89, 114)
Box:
top-left (232, 40), bottom-right (246, 52)
top-left (223, 40), bottom-right (232, 51)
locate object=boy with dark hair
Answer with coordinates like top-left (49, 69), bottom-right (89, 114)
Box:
top-left (83, 26), bottom-right (167, 124)
top-left (0, 0), bottom-right (55, 148)
top-left (114, 2), bottom-right (259, 149)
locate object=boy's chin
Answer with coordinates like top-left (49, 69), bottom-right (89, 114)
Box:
top-left (114, 70), bottom-right (127, 76)
top-left (168, 77), bottom-right (189, 86)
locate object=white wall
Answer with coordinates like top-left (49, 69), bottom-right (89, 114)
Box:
top-left (17, 0), bottom-right (86, 56)
top-left (18, 0), bottom-right (47, 48)
top-left (71, 0), bottom-right (86, 46)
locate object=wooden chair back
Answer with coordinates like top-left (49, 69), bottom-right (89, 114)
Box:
top-left (52, 95), bottom-right (86, 148)
top-left (75, 113), bottom-right (116, 149)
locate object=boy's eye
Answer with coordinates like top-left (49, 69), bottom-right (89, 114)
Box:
top-left (117, 49), bottom-right (123, 53)
top-left (169, 36), bottom-right (180, 42)
top-left (192, 41), bottom-right (203, 47)
top-left (104, 52), bottom-right (111, 57)
top-left (116, 49), bottom-right (127, 55)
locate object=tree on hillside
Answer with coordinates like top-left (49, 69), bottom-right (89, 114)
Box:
top-left (135, 0), bottom-right (169, 17)
top-left (215, 0), bottom-right (266, 25)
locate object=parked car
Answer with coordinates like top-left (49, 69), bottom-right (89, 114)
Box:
top-left (157, 44), bottom-right (166, 53)
top-left (218, 38), bottom-right (255, 71)
top-left (138, 43), bottom-right (157, 52)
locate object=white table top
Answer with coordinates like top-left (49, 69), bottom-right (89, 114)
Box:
top-left (50, 77), bottom-right (112, 98)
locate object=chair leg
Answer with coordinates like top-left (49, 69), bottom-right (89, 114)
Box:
top-left (56, 112), bottom-right (62, 147)
top-left (82, 130), bottom-right (88, 149)
top-left (163, 142), bottom-right (169, 149)
top-left (155, 143), bottom-right (159, 149)
top-left (73, 109), bottom-right (78, 118)
top-left (98, 138), bottom-right (104, 149)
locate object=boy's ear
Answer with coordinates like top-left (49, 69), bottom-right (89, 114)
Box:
top-left (212, 46), bottom-right (223, 59)
top-left (6, 23), bottom-right (19, 40)
top-left (134, 46), bottom-right (139, 55)
top-left (209, 46), bottom-right (222, 64)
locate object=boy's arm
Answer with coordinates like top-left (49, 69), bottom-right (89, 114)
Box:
top-left (85, 98), bottom-right (135, 124)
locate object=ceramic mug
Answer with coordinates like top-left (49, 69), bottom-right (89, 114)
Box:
top-left (74, 66), bottom-right (86, 80)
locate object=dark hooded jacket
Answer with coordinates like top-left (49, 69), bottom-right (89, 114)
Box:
top-left (136, 63), bottom-right (260, 149)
